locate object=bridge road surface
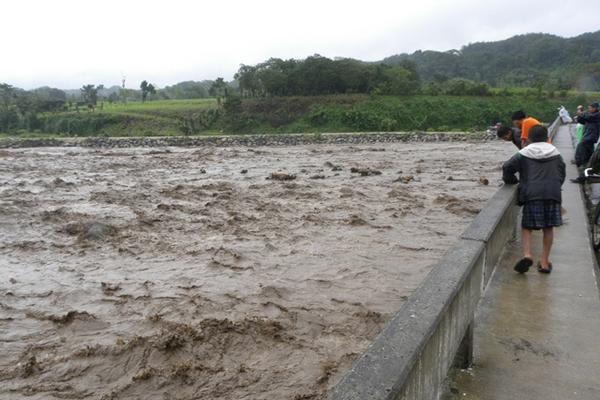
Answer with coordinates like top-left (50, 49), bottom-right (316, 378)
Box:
top-left (446, 124), bottom-right (600, 399)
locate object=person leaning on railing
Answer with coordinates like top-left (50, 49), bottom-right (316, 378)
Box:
top-left (497, 125), bottom-right (522, 149)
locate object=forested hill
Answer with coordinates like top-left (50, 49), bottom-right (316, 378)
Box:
top-left (382, 31), bottom-right (600, 90)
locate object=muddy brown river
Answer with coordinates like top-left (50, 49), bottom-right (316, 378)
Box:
top-left (0, 141), bottom-right (514, 399)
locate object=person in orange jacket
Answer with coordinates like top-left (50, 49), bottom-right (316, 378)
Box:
top-left (511, 110), bottom-right (541, 148)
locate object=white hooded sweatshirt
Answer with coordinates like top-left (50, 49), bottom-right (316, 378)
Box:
top-left (519, 142), bottom-right (561, 160)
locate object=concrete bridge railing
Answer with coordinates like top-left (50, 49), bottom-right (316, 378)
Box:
top-left (329, 117), bottom-right (562, 400)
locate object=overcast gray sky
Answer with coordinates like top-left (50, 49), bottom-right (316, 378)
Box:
top-left (2, 0), bottom-right (598, 89)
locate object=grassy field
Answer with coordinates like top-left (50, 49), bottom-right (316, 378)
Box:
top-left (100, 99), bottom-right (217, 115)
top-left (20, 99), bottom-right (219, 137)
top-left (4, 92), bottom-right (597, 137)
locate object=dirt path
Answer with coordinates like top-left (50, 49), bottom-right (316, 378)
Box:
top-left (0, 142), bottom-right (514, 400)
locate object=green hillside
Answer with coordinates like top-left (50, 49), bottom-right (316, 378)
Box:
top-left (383, 31), bottom-right (600, 90)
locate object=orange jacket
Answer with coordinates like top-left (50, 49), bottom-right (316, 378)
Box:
top-left (520, 117), bottom-right (541, 142)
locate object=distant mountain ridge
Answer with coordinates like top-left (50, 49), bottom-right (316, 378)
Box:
top-left (382, 30), bottom-right (600, 90)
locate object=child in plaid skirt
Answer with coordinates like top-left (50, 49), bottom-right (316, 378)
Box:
top-left (503, 125), bottom-right (566, 273)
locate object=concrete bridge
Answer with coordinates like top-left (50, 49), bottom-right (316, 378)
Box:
top-left (329, 121), bottom-right (600, 400)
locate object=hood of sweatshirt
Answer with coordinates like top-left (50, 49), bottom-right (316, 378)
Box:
top-left (519, 142), bottom-right (561, 160)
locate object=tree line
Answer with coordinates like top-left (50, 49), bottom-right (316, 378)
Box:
top-left (231, 55), bottom-right (499, 98)
top-left (234, 55), bottom-right (421, 97)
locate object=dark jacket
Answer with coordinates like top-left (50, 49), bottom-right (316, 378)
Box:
top-left (502, 142), bottom-right (566, 205)
top-left (589, 145), bottom-right (600, 174)
top-left (578, 111), bottom-right (600, 143)
top-left (511, 127), bottom-right (522, 149)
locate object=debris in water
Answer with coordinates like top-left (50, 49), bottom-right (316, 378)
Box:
top-left (350, 167), bottom-right (382, 176)
top-left (26, 310), bottom-right (96, 325)
top-left (348, 215), bottom-right (368, 226)
top-left (101, 282), bottom-right (121, 295)
top-left (394, 175), bottom-right (414, 184)
top-left (324, 161), bottom-right (342, 171)
top-left (446, 176), bottom-right (489, 185)
top-left (133, 367), bottom-right (156, 381)
top-left (268, 172), bottom-right (296, 181)
top-left (20, 355), bottom-right (39, 378)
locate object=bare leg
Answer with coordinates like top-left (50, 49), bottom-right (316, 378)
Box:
top-left (522, 229), bottom-right (533, 259)
top-left (541, 228), bottom-right (554, 269)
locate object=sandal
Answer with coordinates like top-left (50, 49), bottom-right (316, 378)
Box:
top-left (514, 257), bottom-right (533, 273)
top-left (537, 262), bottom-right (553, 274)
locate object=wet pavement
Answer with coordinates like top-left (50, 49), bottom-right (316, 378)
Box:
top-left (447, 125), bottom-right (600, 399)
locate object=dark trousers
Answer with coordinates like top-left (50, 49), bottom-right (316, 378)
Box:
top-left (575, 141), bottom-right (595, 167)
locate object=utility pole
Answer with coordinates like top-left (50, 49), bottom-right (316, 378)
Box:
top-left (121, 74), bottom-right (127, 104)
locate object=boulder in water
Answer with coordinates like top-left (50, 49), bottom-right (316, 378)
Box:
top-left (65, 221), bottom-right (117, 240)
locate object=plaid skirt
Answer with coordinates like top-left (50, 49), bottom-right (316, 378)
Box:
top-left (522, 200), bottom-right (562, 230)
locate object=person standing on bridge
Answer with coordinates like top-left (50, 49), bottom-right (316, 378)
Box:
top-left (575, 105), bottom-right (585, 144)
top-left (503, 124), bottom-right (566, 274)
top-left (511, 110), bottom-right (541, 148)
top-left (571, 102), bottom-right (600, 184)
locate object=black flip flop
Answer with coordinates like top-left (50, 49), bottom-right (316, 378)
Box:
top-left (537, 262), bottom-right (553, 274)
top-left (514, 257), bottom-right (533, 273)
